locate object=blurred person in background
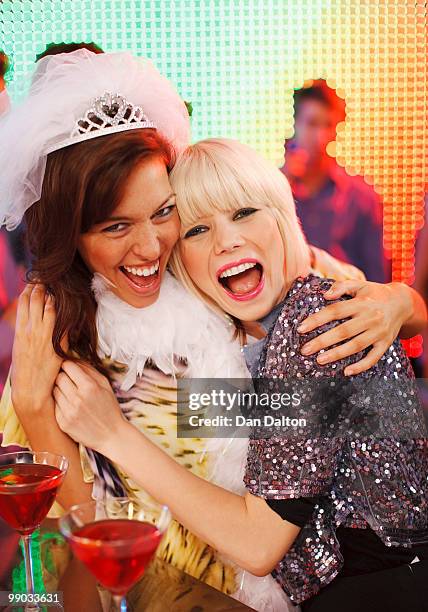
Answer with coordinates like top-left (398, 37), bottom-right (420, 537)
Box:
top-left (281, 80), bottom-right (387, 283)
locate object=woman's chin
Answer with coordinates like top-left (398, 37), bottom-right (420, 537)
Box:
top-left (220, 290), bottom-right (275, 322)
top-left (115, 289), bottom-right (161, 309)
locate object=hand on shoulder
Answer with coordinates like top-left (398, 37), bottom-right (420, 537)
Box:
top-left (297, 278), bottom-right (416, 376)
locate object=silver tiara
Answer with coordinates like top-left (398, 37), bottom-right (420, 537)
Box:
top-left (45, 92), bottom-right (156, 154)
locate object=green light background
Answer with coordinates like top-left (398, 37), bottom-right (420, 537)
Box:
top-left (0, 0), bottom-right (330, 161)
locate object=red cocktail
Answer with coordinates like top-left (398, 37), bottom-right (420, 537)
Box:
top-left (0, 463), bottom-right (64, 534)
top-left (0, 452), bottom-right (68, 611)
top-left (72, 519), bottom-right (163, 594)
top-left (59, 498), bottom-right (171, 612)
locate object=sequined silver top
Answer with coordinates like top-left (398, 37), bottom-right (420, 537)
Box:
top-left (243, 275), bottom-right (428, 604)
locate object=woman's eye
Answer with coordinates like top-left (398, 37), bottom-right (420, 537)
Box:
top-left (154, 204), bottom-right (176, 219)
top-left (102, 223), bottom-right (128, 233)
top-left (183, 225), bottom-right (208, 239)
top-left (233, 207), bottom-right (258, 221)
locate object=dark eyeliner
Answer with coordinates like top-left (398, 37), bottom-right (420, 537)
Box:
top-left (233, 207), bottom-right (258, 220)
top-left (184, 225), bottom-right (208, 239)
top-left (154, 203), bottom-right (176, 219)
top-left (102, 222), bottom-right (127, 233)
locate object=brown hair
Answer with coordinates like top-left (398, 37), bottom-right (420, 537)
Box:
top-left (35, 41), bottom-right (104, 62)
top-left (25, 129), bottom-right (173, 371)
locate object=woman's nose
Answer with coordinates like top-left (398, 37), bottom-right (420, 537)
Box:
top-left (130, 225), bottom-right (160, 261)
top-left (213, 223), bottom-right (245, 256)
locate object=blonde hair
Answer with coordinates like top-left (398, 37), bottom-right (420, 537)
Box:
top-left (169, 138), bottom-right (310, 319)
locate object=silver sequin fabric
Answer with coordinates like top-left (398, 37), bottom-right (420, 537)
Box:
top-left (244, 275), bottom-right (428, 604)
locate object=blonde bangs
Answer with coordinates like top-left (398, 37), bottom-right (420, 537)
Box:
top-left (170, 138), bottom-right (274, 227)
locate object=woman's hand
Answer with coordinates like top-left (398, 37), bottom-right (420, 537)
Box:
top-left (9, 285), bottom-right (92, 508)
top-left (11, 284), bottom-right (63, 419)
top-left (297, 279), bottom-right (422, 376)
top-left (54, 361), bottom-right (125, 452)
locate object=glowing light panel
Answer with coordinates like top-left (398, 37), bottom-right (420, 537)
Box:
top-left (1, 1), bottom-right (427, 322)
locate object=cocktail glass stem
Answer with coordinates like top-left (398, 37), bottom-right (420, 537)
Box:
top-left (22, 534), bottom-right (39, 611)
top-left (112, 595), bottom-right (127, 612)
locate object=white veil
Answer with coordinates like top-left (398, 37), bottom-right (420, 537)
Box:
top-left (0, 50), bottom-right (190, 229)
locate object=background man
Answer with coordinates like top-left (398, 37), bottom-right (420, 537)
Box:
top-left (281, 80), bottom-right (387, 282)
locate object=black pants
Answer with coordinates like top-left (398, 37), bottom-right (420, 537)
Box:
top-left (301, 560), bottom-right (428, 612)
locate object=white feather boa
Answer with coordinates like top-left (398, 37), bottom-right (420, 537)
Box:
top-left (93, 272), bottom-right (295, 612)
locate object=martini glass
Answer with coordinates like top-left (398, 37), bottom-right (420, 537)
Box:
top-left (0, 451), bottom-right (68, 611)
top-left (59, 497), bottom-right (171, 612)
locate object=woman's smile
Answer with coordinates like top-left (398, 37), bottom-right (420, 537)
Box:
top-left (217, 258), bottom-right (265, 301)
top-left (119, 259), bottom-right (161, 293)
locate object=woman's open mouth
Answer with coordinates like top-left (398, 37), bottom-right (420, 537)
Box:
top-left (119, 260), bottom-right (161, 293)
top-left (217, 259), bottom-right (265, 302)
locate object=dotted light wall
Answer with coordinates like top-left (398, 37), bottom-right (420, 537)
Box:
top-left (1, 2), bottom-right (427, 317)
